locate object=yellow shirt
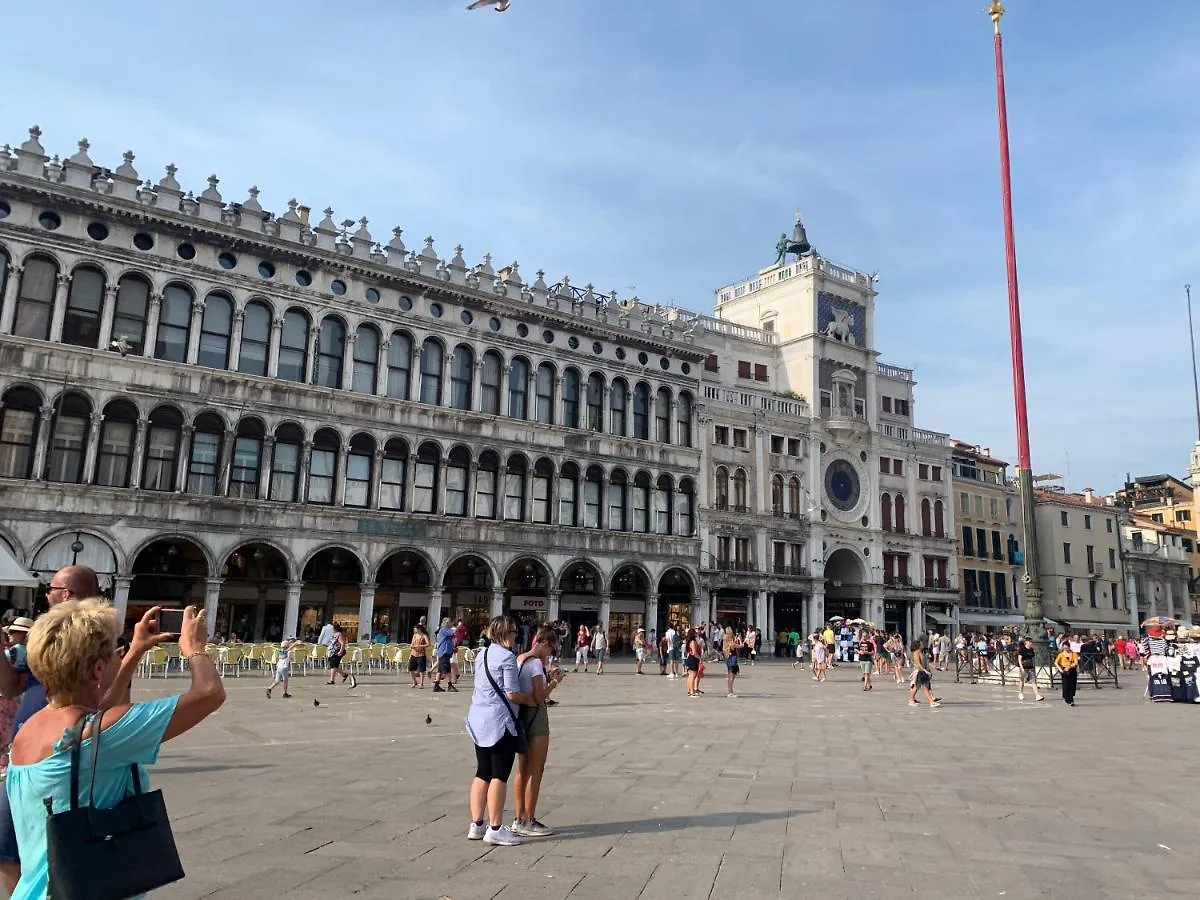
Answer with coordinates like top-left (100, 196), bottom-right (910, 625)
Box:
top-left (1055, 649), bottom-right (1079, 672)
top-left (822, 628), bottom-right (835, 645)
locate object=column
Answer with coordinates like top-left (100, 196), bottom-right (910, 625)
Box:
top-left (598, 385), bottom-right (609, 434)
top-left (268, 316), bottom-right (284, 377)
top-left (257, 436), bottom-right (275, 499)
top-left (690, 595), bottom-right (704, 629)
top-left (111, 575), bottom-right (134, 629)
top-left (304, 332), bottom-right (318, 384)
top-left (297, 441), bottom-right (312, 502)
top-left (523, 465), bottom-right (535, 524)
top-left (911, 599), bottom-right (925, 642)
top-left (669, 400), bottom-right (678, 446)
top-left (0, 263), bottom-right (22, 333)
top-left (186, 300), bottom-right (205, 364)
top-left (546, 589), bottom-right (561, 624)
top-left (599, 591), bottom-right (612, 634)
top-left (98, 283), bottom-right (118, 349)
top-left (358, 583), bottom-right (377, 641)
top-left (437, 454), bottom-right (450, 516)
top-left (203, 578), bottom-right (224, 634)
top-left (490, 587), bottom-right (506, 618)
top-left (1126, 572), bottom-right (1139, 631)
top-left (175, 425), bottom-right (193, 492)
top-left (81, 413), bottom-right (103, 484)
top-left (766, 590), bottom-right (775, 639)
top-left (252, 589), bottom-right (268, 641)
top-left (228, 309), bottom-right (245, 372)
top-left (807, 587), bottom-right (825, 633)
top-left (341, 332), bottom-right (356, 390)
top-left (31, 405), bottom-right (53, 482)
top-left (800, 592), bottom-right (810, 639)
top-left (48, 273), bottom-right (71, 342)
top-left (283, 581), bottom-right (303, 640)
top-left (647, 594), bottom-right (660, 637)
top-left (465, 461), bottom-right (478, 518)
top-left (129, 418), bottom-right (148, 489)
top-left (142, 292), bottom-right (162, 358)
top-left (217, 430), bottom-right (235, 496)
top-left (1165, 577), bottom-right (1176, 621)
top-left (370, 448), bottom-right (384, 509)
top-left (426, 589), bottom-right (443, 635)
top-left (708, 588), bottom-right (717, 624)
top-left (376, 340), bottom-right (390, 396)
top-left (471, 359), bottom-right (484, 413)
top-left (335, 445), bottom-right (349, 505)
top-left (754, 590), bottom-right (768, 630)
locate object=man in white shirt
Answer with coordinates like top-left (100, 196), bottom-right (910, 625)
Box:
top-left (664, 626), bottom-right (679, 678)
top-left (317, 622), bottom-right (334, 648)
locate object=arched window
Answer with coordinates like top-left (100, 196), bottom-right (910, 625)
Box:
top-left (380, 438), bottom-right (408, 510)
top-left (654, 387), bottom-right (672, 443)
top-left (112, 275), bottom-right (150, 356)
top-left (352, 326), bottom-right (380, 393)
top-left (504, 455), bottom-right (527, 521)
top-left (345, 433), bottom-right (375, 507)
top-left (316, 317), bottom-right (345, 389)
top-left (155, 284), bottom-right (192, 363)
top-left (480, 351), bottom-right (503, 415)
top-left (419, 339), bottom-right (443, 405)
top-left (676, 391), bottom-right (694, 448)
top-left (238, 301), bottom-right (271, 376)
top-left (921, 498), bottom-right (932, 537)
top-left (788, 477), bottom-right (801, 515)
top-left (63, 267), bottom-right (105, 348)
top-left (558, 462), bottom-right (579, 526)
top-left (934, 499), bottom-right (945, 537)
top-left (609, 378), bottom-right (628, 436)
top-left (508, 358), bottom-right (529, 419)
top-left (446, 446), bottom-right (470, 515)
top-left (771, 475), bottom-right (784, 515)
top-left (307, 428), bottom-right (340, 504)
top-left (46, 393), bottom-right (91, 484)
top-left (476, 450), bottom-right (499, 519)
top-left (229, 418), bottom-right (265, 499)
top-left (535, 363), bottom-right (555, 425)
top-left (413, 442), bottom-right (440, 513)
top-left (187, 412), bottom-right (224, 495)
top-left (0, 387), bottom-right (41, 479)
top-left (450, 345), bottom-right (473, 411)
top-left (881, 493), bottom-right (893, 531)
top-left (586, 373), bottom-right (604, 432)
top-left (13, 256), bottom-right (56, 341)
top-left (632, 471), bottom-right (651, 533)
top-left (715, 467), bottom-right (729, 510)
top-left (562, 369), bottom-right (581, 429)
top-left (198, 293), bottom-right (233, 369)
top-left (895, 494), bottom-right (907, 533)
top-left (654, 474), bottom-right (674, 534)
top-left (143, 406), bottom-right (182, 492)
top-left (532, 458), bottom-right (554, 524)
top-left (678, 478), bottom-right (696, 536)
top-left (583, 465), bottom-right (604, 528)
top-left (278, 308), bottom-right (310, 383)
top-left (732, 469), bottom-right (748, 510)
top-left (95, 400), bottom-right (138, 487)
top-left (387, 331), bottom-right (412, 399)
top-left (609, 470), bottom-right (628, 531)
top-left (269, 423), bottom-right (304, 502)
top-left (632, 382), bottom-right (650, 440)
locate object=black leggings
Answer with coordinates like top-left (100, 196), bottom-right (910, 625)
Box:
top-left (474, 731), bottom-right (518, 783)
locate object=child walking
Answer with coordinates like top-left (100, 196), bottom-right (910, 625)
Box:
top-left (267, 637), bottom-right (299, 698)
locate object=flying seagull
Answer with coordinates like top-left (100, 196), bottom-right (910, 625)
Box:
top-left (467, 0), bottom-right (510, 10)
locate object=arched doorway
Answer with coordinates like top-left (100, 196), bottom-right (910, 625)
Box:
top-left (505, 558), bottom-right (550, 627)
top-left (130, 538), bottom-right (207, 632)
top-left (218, 543), bottom-right (289, 642)
top-left (657, 567), bottom-right (694, 635)
top-left (300, 548), bottom-right (363, 642)
top-left (31, 531), bottom-right (119, 613)
top-left (376, 549), bottom-right (433, 641)
top-left (443, 555), bottom-right (492, 642)
top-left (557, 560), bottom-right (601, 635)
top-left (610, 565), bottom-right (649, 654)
top-left (824, 547), bottom-right (864, 622)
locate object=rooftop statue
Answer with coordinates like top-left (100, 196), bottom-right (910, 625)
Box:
top-left (774, 214), bottom-right (812, 264)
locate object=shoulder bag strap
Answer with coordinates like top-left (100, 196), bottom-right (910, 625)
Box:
top-left (480, 648), bottom-right (522, 732)
top-left (66, 710), bottom-right (91, 811)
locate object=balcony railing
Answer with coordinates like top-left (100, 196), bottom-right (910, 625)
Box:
top-left (709, 560), bottom-right (759, 574)
top-left (703, 384), bottom-right (809, 419)
top-left (883, 575), bottom-right (913, 587)
top-left (771, 509), bottom-right (804, 520)
top-left (922, 579), bottom-right (956, 592)
top-left (876, 422), bottom-right (951, 446)
top-left (772, 566), bottom-right (809, 578)
top-left (1127, 541), bottom-right (1189, 562)
top-left (876, 362), bottom-right (913, 382)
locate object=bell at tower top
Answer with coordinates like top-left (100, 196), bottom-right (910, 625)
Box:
top-left (774, 213), bottom-right (814, 266)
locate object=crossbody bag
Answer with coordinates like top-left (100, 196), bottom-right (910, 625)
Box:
top-left (480, 647), bottom-right (528, 754)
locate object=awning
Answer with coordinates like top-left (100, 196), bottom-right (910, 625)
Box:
top-left (0, 543), bottom-right (37, 588)
top-left (957, 612), bottom-right (1025, 626)
top-left (924, 611), bottom-right (954, 625)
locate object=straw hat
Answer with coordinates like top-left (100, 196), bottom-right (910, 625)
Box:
top-left (6, 617), bottom-right (33, 634)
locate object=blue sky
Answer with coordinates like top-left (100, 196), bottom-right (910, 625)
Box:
top-left (2, 1), bottom-right (1197, 492)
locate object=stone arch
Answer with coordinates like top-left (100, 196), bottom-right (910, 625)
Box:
top-left (217, 538), bottom-right (297, 583)
top-left (299, 543), bottom-right (369, 583)
top-left (557, 558), bottom-right (603, 593)
top-left (126, 532), bottom-right (214, 578)
top-left (443, 552), bottom-right (497, 590)
top-left (30, 527), bottom-right (123, 578)
top-left (372, 547), bottom-right (438, 587)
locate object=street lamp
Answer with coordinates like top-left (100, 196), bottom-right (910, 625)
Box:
top-left (987, 1), bottom-right (1044, 641)
top-left (69, 532), bottom-right (84, 564)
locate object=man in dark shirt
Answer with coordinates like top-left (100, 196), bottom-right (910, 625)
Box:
top-left (858, 632), bottom-right (877, 691)
top-left (1016, 637), bottom-right (1043, 702)
top-left (0, 564), bottom-right (101, 893)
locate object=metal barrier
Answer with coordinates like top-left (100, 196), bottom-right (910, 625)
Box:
top-left (953, 648), bottom-right (1121, 689)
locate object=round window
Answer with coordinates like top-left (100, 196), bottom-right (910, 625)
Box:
top-left (489, 317), bottom-right (502, 332)
top-left (659, 357), bottom-right (670, 370)
top-left (330, 279), bottom-right (347, 296)
top-left (615, 347), bottom-right (626, 360)
top-left (177, 242), bottom-right (197, 261)
top-left (592, 341), bottom-right (603, 355)
top-left (681, 362), bottom-right (691, 375)
top-left (0, 200), bottom-right (10, 220)
top-left (217, 251), bottom-right (238, 270)
top-left (568, 336), bottom-right (580, 350)
top-left (133, 233), bottom-right (155, 251)
top-left (258, 261), bottom-right (276, 279)
top-left (430, 303), bottom-right (443, 318)
top-left (365, 288), bottom-right (380, 304)
top-left (461, 310), bottom-right (474, 325)
top-left (38, 211), bottom-right (61, 231)
top-left (517, 323), bottom-right (529, 338)
top-left (86, 222), bottom-right (109, 241)
top-left (398, 295), bottom-right (413, 312)
top-left (542, 329), bottom-right (554, 343)
top-left (638, 351), bottom-right (649, 365)
top-left (295, 269), bottom-right (313, 287)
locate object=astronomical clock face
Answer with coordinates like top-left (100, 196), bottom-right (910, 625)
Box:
top-left (824, 458), bottom-right (861, 512)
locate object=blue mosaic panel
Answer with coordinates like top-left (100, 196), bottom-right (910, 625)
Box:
top-left (817, 292), bottom-right (866, 346)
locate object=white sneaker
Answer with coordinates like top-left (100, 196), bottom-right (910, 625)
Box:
top-left (483, 825), bottom-right (523, 846)
top-left (524, 819), bottom-right (553, 836)
top-left (726, 692), bottom-right (738, 698)
top-left (467, 822), bottom-right (486, 840)
top-left (1018, 693), bottom-right (1024, 701)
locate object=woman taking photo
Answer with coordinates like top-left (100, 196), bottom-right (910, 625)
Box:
top-left (465, 616), bottom-right (534, 847)
top-left (8, 600), bottom-right (224, 899)
top-left (512, 626), bottom-right (560, 837)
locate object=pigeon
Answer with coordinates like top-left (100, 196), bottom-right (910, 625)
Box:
top-left (313, 699), bottom-right (320, 708)
top-left (109, 337), bottom-right (132, 357)
top-left (467, 0), bottom-right (510, 10)
top-left (424, 714), bottom-right (432, 725)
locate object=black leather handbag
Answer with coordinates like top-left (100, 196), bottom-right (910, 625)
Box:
top-left (46, 711), bottom-right (185, 900)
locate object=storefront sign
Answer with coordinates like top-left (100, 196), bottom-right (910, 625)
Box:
top-left (509, 596), bottom-right (547, 611)
top-left (356, 519), bottom-right (427, 539)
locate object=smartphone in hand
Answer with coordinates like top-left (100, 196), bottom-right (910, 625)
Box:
top-left (159, 608), bottom-right (186, 636)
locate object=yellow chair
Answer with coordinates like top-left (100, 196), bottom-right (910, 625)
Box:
top-left (141, 646), bottom-right (169, 678)
top-left (162, 643), bottom-right (182, 673)
top-left (308, 643), bottom-right (329, 674)
top-left (219, 647), bottom-right (244, 677)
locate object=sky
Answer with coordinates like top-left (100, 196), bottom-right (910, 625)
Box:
top-left (1, 0), bottom-right (1198, 493)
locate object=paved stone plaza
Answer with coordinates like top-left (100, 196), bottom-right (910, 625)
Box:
top-left (139, 659), bottom-right (1194, 900)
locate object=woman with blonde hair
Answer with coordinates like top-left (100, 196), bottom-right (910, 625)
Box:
top-left (512, 626), bottom-right (561, 836)
top-left (465, 616), bottom-right (534, 846)
top-left (7, 600), bottom-right (224, 899)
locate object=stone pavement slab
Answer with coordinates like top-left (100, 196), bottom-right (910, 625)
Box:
top-left (129, 658), bottom-right (1195, 900)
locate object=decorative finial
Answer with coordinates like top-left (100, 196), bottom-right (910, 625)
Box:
top-left (122, 151), bottom-right (135, 165)
top-left (208, 175), bottom-right (220, 189)
top-left (987, 1), bottom-right (1004, 32)
top-left (165, 163), bottom-right (177, 176)
top-left (78, 138), bottom-right (89, 152)
top-left (29, 126), bottom-right (41, 140)
top-left (249, 186), bottom-right (260, 199)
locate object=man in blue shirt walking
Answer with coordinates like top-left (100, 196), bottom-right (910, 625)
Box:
top-left (433, 617), bottom-right (460, 693)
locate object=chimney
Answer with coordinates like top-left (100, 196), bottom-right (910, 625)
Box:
top-left (297, 205), bottom-right (311, 225)
top-left (1083, 487), bottom-right (1094, 504)
top-left (982, 447), bottom-right (990, 457)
